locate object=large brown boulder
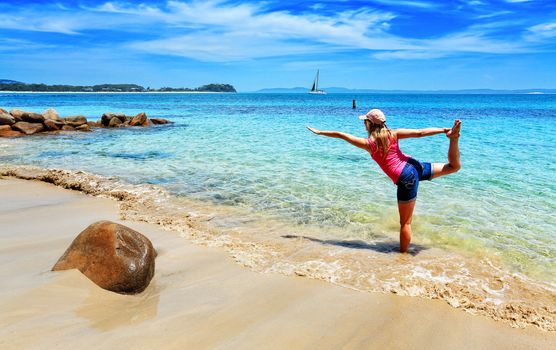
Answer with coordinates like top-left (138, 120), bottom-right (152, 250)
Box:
top-left (64, 115), bottom-right (87, 126)
top-left (101, 112), bottom-right (126, 126)
top-left (52, 221), bottom-right (156, 294)
top-left (108, 117), bottom-right (123, 127)
top-left (0, 111), bottom-right (15, 125)
top-left (10, 109), bottom-right (45, 123)
top-left (11, 121), bottom-right (44, 135)
top-left (130, 112), bottom-right (147, 126)
top-left (0, 125), bottom-right (24, 137)
top-left (61, 125), bottom-right (75, 131)
top-left (43, 108), bottom-right (62, 121)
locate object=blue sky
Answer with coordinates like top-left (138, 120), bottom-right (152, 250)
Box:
top-left (0, 0), bottom-right (555, 91)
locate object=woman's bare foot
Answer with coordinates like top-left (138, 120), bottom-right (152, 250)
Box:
top-left (446, 119), bottom-right (461, 138)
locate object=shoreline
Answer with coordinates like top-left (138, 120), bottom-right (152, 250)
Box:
top-left (0, 164), bottom-right (555, 333)
top-left (0, 176), bottom-right (555, 349)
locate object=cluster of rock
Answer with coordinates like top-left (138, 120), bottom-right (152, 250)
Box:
top-left (0, 108), bottom-right (172, 138)
top-left (52, 220), bottom-right (156, 294)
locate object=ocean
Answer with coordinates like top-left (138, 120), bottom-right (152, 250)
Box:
top-left (1, 92), bottom-right (555, 329)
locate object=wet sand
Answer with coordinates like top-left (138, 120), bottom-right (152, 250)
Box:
top-left (0, 178), bottom-right (554, 350)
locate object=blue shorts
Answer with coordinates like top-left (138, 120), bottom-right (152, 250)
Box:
top-left (396, 158), bottom-right (433, 203)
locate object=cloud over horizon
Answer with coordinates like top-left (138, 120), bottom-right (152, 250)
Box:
top-left (0, 0), bottom-right (554, 90)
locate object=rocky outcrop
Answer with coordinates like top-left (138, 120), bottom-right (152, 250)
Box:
top-left (64, 116), bottom-right (87, 127)
top-left (9, 109), bottom-right (25, 122)
top-left (0, 108), bottom-right (172, 137)
top-left (10, 109), bottom-right (45, 123)
top-left (0, 125), bottom-right (24, 137)
top-left (52, 220), bottom-right (156, 294)
top-left (12, 121), bottom-right (45, 135)
top-left (130, 112), bottom-right (147, 126)
top-left (0, 111), bottom-right (15, 125)
top-left (150, 118), bottom-right (172, 125)
top-left (43, 108), bottom-right (61, 121)
top-left (87, 121), bottom-right (102, 128)
top-left (102, 112), bottom-right (126, 126)
top-left (109, 117), bottom-right (123, 127)
top-left (76, 124), bottom-right (91, 132)
top-left (44, 119), bottom-right (61, 131)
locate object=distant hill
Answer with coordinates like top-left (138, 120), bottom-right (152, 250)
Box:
top-left (0, 79), bottom-right (22, 84)
top-left (0, 81), bottom-right (236, 93)
top-left (255, 87), bottom-right (556, 94)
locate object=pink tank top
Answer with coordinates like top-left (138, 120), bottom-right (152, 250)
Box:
top-left (368, 136), bottom-right (409, 184)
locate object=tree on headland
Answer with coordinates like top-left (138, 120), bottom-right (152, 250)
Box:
top-left (0, 82), bottom-right (237, 93)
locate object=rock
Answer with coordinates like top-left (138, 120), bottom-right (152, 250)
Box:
top-left (87, 121), bottom-right (102, 128)
top-left (130, 112), bottom-right (147, 126)
top-left (0, 107), bottom-right (7, 114)
top-left (76, 124), bottom-right (91, 132)
top-left (101, 112), bottom-right (126, 126)
top-left (64, 115), bottom-right (88, 127)
top-left (150, 118), bottom-right (172, 125)
top-left (122, 120), bottom-right (130, 127)
top-left (11, 121), bottom-right (45, 135)
top-left (9, 109), bottom-right (44, 123)
top-left (0, 126), bottom-right (24, 137)
top-left (109, 117), bottom-right (123, 127)
top-left (0, 112), bottom-right (15, 125)
top-left (44, 119), bottom-right (60, 131)
top-left (62, 125), bottom-right (75, 131)
top-left (142, 119), bottom-right (152, 127)
top-left (43, 108), bottom-right (62, 121)
top-left (9, 109), bottom-right (24, 122)
top-left (52, 220), bottom-right (156, 294)
top-left (10, 109), bottom-right (45, 123)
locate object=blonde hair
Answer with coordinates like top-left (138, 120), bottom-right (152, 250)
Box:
top-left (366, 120), bottom-right (392, 156)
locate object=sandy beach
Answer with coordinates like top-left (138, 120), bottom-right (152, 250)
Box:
top-left (0, 177), bottom-right (554, 350)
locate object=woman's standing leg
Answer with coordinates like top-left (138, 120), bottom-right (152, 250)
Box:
top-left (398, 200), bottom-right (416, 253)
top-left (433, 120), bottom-right (462, 179)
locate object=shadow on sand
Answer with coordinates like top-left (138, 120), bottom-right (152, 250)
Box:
top-left (281, 235), bottom-right (428, 256)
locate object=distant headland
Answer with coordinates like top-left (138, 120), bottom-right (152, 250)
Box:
top-left (0, 80), bottom-right (236, 93)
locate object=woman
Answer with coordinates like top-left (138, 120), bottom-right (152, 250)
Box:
top-left (307, 109), bottom-right (461, 253)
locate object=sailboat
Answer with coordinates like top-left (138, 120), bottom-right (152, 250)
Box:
top-left (309, 69), bottom-right (326, 94)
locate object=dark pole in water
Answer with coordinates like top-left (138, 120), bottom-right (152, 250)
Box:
top-left (352, 98), bottom-right (356, 109)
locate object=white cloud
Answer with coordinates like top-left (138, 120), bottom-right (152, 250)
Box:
top-left (0, 38), bottom-right (57, 53)
top-left (0, 0), bottom-right (551, 62)
top-left (526, 22), bottom-right (556, 41)
top-left (369, 0), bottom-right (438, 9)
top-left (0, 14), bottom-right (80, 34)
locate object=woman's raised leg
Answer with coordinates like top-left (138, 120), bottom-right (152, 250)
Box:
top-left (432, 120), bottom-right (461, 179)
top-left (398, 200), bottom-right (416, 253)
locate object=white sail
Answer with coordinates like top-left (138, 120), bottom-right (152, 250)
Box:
top-left (309, 69), bottom-right (326, 94)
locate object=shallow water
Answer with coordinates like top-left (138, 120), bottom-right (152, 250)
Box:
top-left (1, 92), bottom-right (555, 328)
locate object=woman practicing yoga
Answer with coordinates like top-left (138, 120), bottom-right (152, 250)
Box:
top-left (307, 109), bottom-right (461, 253)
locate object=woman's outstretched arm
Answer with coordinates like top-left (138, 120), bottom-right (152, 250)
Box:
top-left (307, 126), bottom-right (369, 151)
top-left (396, 127), bottom-right (450, 139)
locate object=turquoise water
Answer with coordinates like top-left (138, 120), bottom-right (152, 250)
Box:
top-left (1, 93), bottom-right (555, 284)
